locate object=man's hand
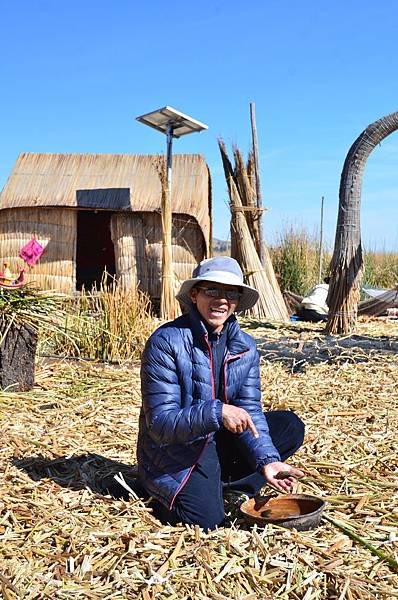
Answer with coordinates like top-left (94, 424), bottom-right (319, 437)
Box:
top-left (262, 462), bottom-right (305, 492)
top-left (221, 404), bottom-right (259, 438)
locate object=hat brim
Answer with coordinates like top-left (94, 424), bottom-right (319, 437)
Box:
top-left (176, 273), bottom-right (259, 312)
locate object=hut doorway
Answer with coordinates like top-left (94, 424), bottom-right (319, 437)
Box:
top-left (76, 210), bottom-right (116, 290)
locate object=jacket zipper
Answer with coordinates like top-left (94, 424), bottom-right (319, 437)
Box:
top-left (206, 333), bottom-right (216, 398)
top-left (169, 333), bottom-right (215, 509)
top-left (223, 350), bottom-right (249, 404)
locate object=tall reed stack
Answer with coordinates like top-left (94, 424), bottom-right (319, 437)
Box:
top-left (326, 110), bottom-right (398, 334)
top-left (218, 140), bottom-right (289, 322)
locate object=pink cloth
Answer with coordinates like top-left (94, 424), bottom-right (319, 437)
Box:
top-left (19, 239), bottom-right (45, 266)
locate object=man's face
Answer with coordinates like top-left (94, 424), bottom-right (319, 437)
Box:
top-left (190, 282), bottom-right (241, 332)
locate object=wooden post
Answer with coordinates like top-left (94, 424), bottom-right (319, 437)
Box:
top-left (160, 130), bottom-right (179, 320)
top-left (250, 101), bottom-right (264, 265)
top-left (318, 196), bottom-right (324, 283)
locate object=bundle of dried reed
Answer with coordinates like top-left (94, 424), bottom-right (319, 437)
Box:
top-left (326, 111), bottom-right (398, 334)
top-left (232, 148), bottom-right (261, 257)
top-left (358, 286), bottom-right (398, 318)
top-left (219, 140), bottom-right (289, 322)
top-left (282, 290), bottom-right (303, 314)
top-left (326, 236), bottom-right (364, 335)
top-left (153, 156), bottom-right (180, 321)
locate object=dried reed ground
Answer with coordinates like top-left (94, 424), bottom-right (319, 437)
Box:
top-left (0, 319), bottom-right (397, 599)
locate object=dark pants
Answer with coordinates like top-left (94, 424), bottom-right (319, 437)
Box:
top-left (152, 410), bottom-right (305, 531)
top-left (298, 307), bottom-right (328, 323)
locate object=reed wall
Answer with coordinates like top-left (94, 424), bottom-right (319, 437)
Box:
top-left (0, 208), bottom-right (206, 299)
top-left (111, 213), bottom-right (148, 290)
top-left (141, 212), bottom-right (205, 299)
top-left (0, 207), bottom-right (76, 292)
top-left (111, 212), bottom-right (205, 299)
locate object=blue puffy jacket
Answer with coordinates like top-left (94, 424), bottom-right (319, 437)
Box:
top-left (137, 308), bottom-right (281, 508)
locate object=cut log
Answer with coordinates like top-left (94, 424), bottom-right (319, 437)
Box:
top-left (0, 323), bottom-right (37, 391)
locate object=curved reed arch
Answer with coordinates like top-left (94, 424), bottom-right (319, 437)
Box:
top-left (326, 111), bottom-right (398, 334)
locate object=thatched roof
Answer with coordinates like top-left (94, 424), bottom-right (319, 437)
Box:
top-left (0, 152), bottom-right (211, 248)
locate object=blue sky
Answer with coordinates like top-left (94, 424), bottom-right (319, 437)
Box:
top-left (1, 0), bottom-right (397, 250)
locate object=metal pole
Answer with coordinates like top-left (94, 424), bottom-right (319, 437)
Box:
top-left (318, 196), bottom-right (324, 283)
top-left (250, 101), bottom-right (264, 265)
top-left (166, 126), bottom-right (173, 190)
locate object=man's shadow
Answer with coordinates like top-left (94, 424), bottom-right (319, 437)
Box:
top-left (12, 453), bottom-right (144, 500)
top-left (12, 454), bottom-right (269, 529)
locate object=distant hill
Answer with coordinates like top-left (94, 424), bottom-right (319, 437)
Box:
top-left (212, 238), bottom-right (230, 254)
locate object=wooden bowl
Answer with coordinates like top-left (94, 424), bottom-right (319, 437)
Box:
top-left (240, 494), bottom-right (326, 531)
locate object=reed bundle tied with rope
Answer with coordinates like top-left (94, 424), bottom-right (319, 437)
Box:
top-left (218, 140), bottom-right (289, 322)
top-left (326, 110), bottom-right (398, 334)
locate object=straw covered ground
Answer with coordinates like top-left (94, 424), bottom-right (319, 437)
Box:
top-left (1, 318), bottom-right (397, 599)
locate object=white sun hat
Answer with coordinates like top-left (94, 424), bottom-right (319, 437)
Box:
top-left (176, 256), bottom-right (259, 312)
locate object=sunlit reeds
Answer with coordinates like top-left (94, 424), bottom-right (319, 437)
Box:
top-left (0, 285), bottom-right (70, 348)
top-left (363, 248), bottom-right (398, 289)
top-left (270, 226), bottom-right (397, 295)
top-left (270, 226), bottom-right (330, 295)
top-left (42, 278), bottom-right (155, 363)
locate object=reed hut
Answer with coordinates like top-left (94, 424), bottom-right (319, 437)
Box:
top-left (0, 153), bottom-right (211, 300)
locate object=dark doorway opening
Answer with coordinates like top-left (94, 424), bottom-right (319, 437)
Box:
top-left (76, 210), bottom-right (116, 290)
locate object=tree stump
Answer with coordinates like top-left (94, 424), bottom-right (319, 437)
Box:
top-left (0, 323), bottom-right (38, 391)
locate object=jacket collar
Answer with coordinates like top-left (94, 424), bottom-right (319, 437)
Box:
top-left (188, 307), bottom-right (249, 356)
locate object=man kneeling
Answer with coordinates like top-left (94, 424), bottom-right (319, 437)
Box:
top-left (137, 257), bottom-right (305, 530)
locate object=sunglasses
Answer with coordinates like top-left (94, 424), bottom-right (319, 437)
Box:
top-left (196, 286), bottom-right (242, 301)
